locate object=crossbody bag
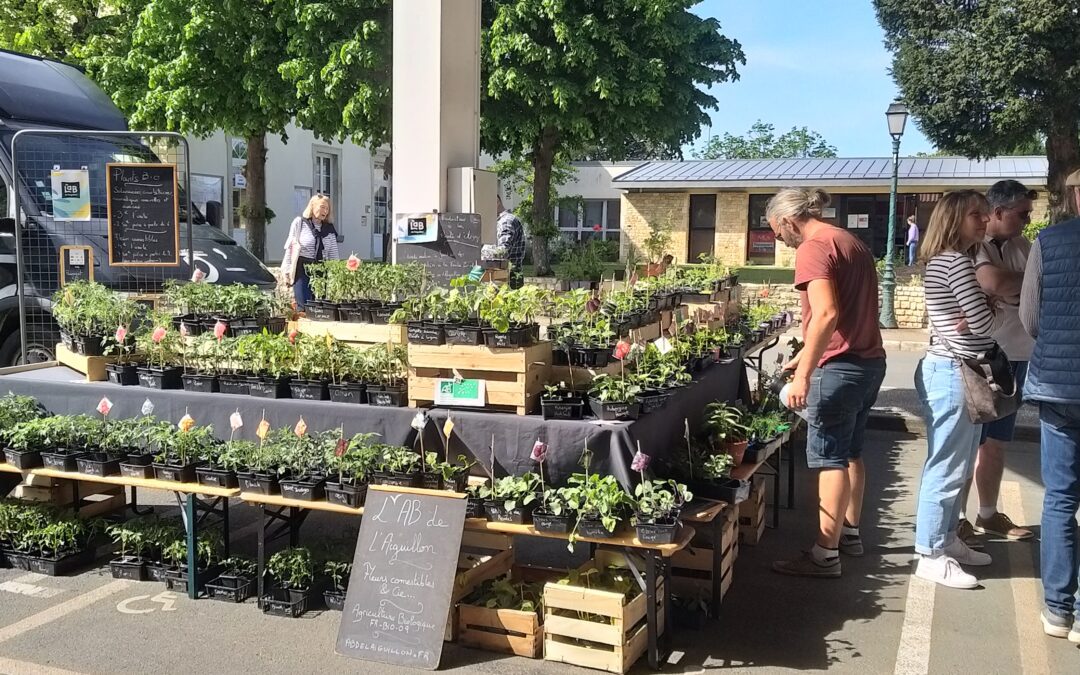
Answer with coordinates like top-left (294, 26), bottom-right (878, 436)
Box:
top-left (926, 311), bottom-right (1019, 424)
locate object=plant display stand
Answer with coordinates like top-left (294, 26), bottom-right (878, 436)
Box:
top-left (738, 480), bottom-right (766, 545)
top-left (446, 540), bottom-right (515, 642)
top-left (407, 342), bottom-right (552, 415)
top-left (542, 556), bottom-right (664, 674)
top-left (296, 318), bottom-right (406, 347)
top-left (670, 506), bottom-right (737, 614)
top-left (55, 343), bottom-right (123, 382)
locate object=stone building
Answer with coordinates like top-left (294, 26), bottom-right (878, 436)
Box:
top-left (610, 156), bottom-right (1050, 266)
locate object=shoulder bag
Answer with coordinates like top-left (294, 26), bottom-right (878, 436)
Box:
top-left (927, 313), bottom-right (1020, 424)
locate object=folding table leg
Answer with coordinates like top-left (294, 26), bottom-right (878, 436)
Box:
top-left (183, 493), bottom-right (198, 600)
top-left (645, 553), bottom-right (660, 669)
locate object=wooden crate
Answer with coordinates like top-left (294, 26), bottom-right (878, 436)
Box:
top-left (55, 344), bottom-right (121, 382)
top-left (671, 512), bottom-right (737, 604)
top-left (543, 559), bottom-right (664, 674)
top-left (408, 342), bottom-right (552, 415)
top-left (739, 483), bottom-right (766, 545)
top-left (296, 318), bottom-right (406, 347)
top-left (458, 603), bottom-right (543, 659)
top-left (445, 545), bottom-right (515, 642)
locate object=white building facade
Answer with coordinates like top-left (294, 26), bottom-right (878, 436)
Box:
top-left (186, 126), bottom-right (391, 264)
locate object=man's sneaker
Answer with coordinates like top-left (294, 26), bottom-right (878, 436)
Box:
top-left (957, 519), bottom-right (985, 549)
top-left (915, 554), bottom-right (979, 589)
top-left (975, 512), bottom-right (1034, 540)
top-left (772, 551), bottom-right (841, 578)
top-left (943, 536), bottom-right (993, 566)
top-left (1041, 608), bottom-right (1072, 638)
top-left (839, 534), bottom-right (864, 557)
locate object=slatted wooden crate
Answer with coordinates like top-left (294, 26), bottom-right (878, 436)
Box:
top-left (456, 564), bottom-right (560, 658)
top-left (296, 318), bottom-right (406, 347)
top-left (671, 508), bottom-right (737, 604)
top-left (408, 342), bottom-right (552, 415)
top-left (543, 557), bottom-right (664, 674)
top-left (738, 481), bottom-right (766, 545)
top-left (55, 344), bottom-right (127, 382)
top-left (444, 534), bottom-right (515, 642)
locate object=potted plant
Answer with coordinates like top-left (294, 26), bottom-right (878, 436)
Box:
top-left (480, 473), bottom-right (540, 524)
top-left (236, 429), bottom-right (287, 496)
top-left (364, 344), bottom-right (409, 407)
top-left (633, 479), bottom-right (692, 544)
top-left (288, 333), bottom-right (332, 400)
top-left (152, 421), bottom-right (213, 484)
top-left (642, 220), bottom-right (673, 276)
top-left (181, 331), bottom-right (223, 393)
top-left (464, 482), bottom-right (488, 518)
top-left (240, 331), bottom-right (293, 399)
top-left (205, 555), bottom-right (258, 603)
top-left (36, 415), bottom-right (96, 472)
top-left (568, 472), bottom-right (632, 539)
top-left (368, 444), bottom-right (421, 487)
top-left (278, 430), bottom-right (331, 501)
top-left (588, 374), bottom-right (641, 421)
top-left (324, 433), bottom-right (378, 507)
top-left (327, 341), bottom-right (369, 404)
top-left (264, 547), bottom-right (315, 618)
top-left (3, 417), bottom-right (53, 469)
top-left (136, 320), bottom-right (182, 389)
top-left (702, 401), bottom-right (749, 465)
top-left (106, 520), bottom-right (152, 581)
top-left (195, 439), bottom-right (249, 489)
top-left (540, 382), bottom-right (586, 421)
top-left (78, 415), bottom-right (127, 476)
top-left (323, 560), bottom-right (352, 611)
top-left (419, 452), bottom-right (474, 492)
top-left (162, 530), bottom-right (223, 594)
top-left (218, 337), bottom-right (252, 395)
top-left (103, 322), bottom-right (140, 385)
top-left (533, 485), bottom-right (578, 535)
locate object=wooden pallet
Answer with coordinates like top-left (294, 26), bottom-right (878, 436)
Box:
top-left (295, 318), bottom-right (406, 346)
top-left (55, 344), bottom-right (121, 382)
top-left (458, 603), bottom-right (543, 658)
top-left (408, 342), bottom-right (552, 415)
top-left (543, 558), bottom-right (663, 674)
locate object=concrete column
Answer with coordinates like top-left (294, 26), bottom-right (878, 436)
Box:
top-left (714, 193), bottom-right (748, 266)
top-left (391, 0), bottom-right (481, 216)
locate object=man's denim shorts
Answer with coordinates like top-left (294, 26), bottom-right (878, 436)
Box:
top-left (805, 356), bottom-right (887, 469)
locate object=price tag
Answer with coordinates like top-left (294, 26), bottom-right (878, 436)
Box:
top-left (434, 378), bottom-right (486, 407)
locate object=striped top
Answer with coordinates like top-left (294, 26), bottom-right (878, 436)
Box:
top-left (924, 250), bottom-right (1004, 358)
top-left (283, 217), bottom-right (340, 266)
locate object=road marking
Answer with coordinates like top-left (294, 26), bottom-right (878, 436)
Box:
top-left (116, 591), bottom-right (178, 615)
top-left (0, 580), bottom-right (131, 644)
top-left (0, 580), bottom-right (63, 599)
top-left (1001, 481), bottom-right (1049, 674)
top-left (894, 559), bottom-right (935, 675)
top-left (0, 657), bottom-right (88, 675)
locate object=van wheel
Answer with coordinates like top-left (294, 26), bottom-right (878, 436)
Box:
top-left (0, 330), bottom-right (55, 366)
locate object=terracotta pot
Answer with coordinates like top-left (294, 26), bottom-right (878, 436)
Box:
top-left (723, 440), bottom-right (748, 466)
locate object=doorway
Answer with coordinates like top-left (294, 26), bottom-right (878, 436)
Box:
top-left (688, 194), bottom-right (716, 262)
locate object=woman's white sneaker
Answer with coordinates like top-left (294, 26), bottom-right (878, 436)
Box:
top-left (915, 554), bottom-right (979, 589)
top-left (943, 537), bottom-right (993, 566)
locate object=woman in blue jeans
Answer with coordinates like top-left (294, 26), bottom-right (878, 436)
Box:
top-left (915, 190), bottom-right (1004, 589)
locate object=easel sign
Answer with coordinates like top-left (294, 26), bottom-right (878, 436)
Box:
top-left (59, 245), bottom-right (94, 286)
top-left (394, 212), bottom-right (438, 244)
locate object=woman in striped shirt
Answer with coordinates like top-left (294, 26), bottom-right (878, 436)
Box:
top-left (282, 194), bottom-right (341, 310)
top-left (914, 190), bottom-right (1005, 589)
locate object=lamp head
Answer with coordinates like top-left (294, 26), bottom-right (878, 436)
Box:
top-left (886, 101), bottom-right (909, 140)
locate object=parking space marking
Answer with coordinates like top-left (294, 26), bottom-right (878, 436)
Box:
top-left (0, 580), bottom-right (63, 599)
top-left (0, 580), bottom-right (131, 644)
top-left (894, 560), bottom-right (935, 675)
top-left (1001, 481), bottom-right (1049, 675)
top-left (0, 657), bottom-right (89, 675)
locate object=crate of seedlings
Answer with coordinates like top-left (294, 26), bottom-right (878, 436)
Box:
top-left (445, 543), bottom-right (515, 641)
top-left (458, 573), bottom-right (546, 658)
top-left (542, 554), bottom-right (664, 674)
top-left (205, 556), bottom-right (258, 603)
top-left (262, 547), bottom-right (316, 618)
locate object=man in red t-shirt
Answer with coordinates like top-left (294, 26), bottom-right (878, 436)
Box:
top-left (767, 188), bottom-right (886, 579)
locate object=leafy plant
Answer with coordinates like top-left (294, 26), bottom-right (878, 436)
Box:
top-left (568, 472), bottom-right (633, 534)
top-left (702, 452), bottom-right (735, 480)
top-left (479, 473), bottom-right (541, 512)
top-left (375, 445), bottom-right (421, 474)
top-left (589, 373), bottom-right (641, 404)
top-left (324, 560), bottom-right (352, 591)
top-left (634, 479), bottom-right (692, 522)
top-left (702, 402), bottom-right (748, 444)
top-left (267, 547), bottom-right (314, 590)
top-left (219, 555), bottom-right (258, 578)
top-left (463, 575), bottom-right (544, 613)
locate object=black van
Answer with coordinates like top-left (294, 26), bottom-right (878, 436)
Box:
top-left (0, 49), bottom-right (276, 364)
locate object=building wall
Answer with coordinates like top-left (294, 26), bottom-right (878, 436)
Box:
top-left (621, 192), bottom-right (689, 263)
top-left (714, 193), bottom-right (748, 266)
top-left (186, 125), bottom-right (383, 264)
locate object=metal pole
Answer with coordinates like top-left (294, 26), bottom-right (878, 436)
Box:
top-left (879, 137), bottom-right (901, 329)
top-left (11, 131), bottom-right (28, 365)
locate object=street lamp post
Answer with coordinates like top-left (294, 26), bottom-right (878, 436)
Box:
top-left (879, 101), bottom-right (909, 329)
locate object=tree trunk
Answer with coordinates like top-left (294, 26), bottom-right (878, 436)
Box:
top-left (1045, 111), bottom-right (1080, 223)
top-left (529, 127), bottom-right (559, 277)
top-left (243, 133), bottom-right (269, 260)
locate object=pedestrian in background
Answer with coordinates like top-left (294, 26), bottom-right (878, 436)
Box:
top-left (955, 180), bottom-right (1036, 547)
top-left (914, 190), bottom-right (1003, 589)
top-left (282, 194), bottom-right (340, 311)
top-left (496, 194), bottom-right (525, 289)
top-left (766, 187), bottom-right (886, 579)
top-left (906, 214), bottom-right (920, 265)
top-left (1021, 169), bottom-right (1080, 643)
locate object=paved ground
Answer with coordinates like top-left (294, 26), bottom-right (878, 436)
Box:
top-left (1, 340), bottom-right (1072, 674)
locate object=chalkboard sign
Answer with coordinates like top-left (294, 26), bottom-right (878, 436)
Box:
top-left (396, 212), bottom-right (481, 287)
top-left (335, 486), bottom-right (467, 669)
top-left (59, 245), bottom-right (94, 286)
top-left (106, 163), bottom-right (180, 266)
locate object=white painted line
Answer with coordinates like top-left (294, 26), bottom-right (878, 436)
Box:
top-left (1001, 481), bottom-right (1049, 674)
top-left (0, 657), bottom-right (88, 675)
top-left (0, 580), bottom-right (132, 644)
top-left (0, 580), bottom-right (63, 599)
top-left (894, 559), bottom-right (935, 675)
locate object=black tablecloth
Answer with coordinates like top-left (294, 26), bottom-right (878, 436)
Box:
top-left (0, 366), bottom-right (422, 447)
top-left (2, 360), bottom-right (746, 488)
top-left (428, 358), bottom-right (746, 487)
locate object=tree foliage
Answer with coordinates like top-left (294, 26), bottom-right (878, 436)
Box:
top-left (481, 0), bottom-right (744, 274)
top-left (694, 120), bottom-right (837, 160)
top-left (875, 0), bottom-right (1080, 221)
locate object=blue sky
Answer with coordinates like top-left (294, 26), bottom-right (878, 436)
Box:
top-left (688, 0), bottom-right (935, 158)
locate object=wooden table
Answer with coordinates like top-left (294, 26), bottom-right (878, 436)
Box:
top-left (240, 489), bottom-right (693, 670)
top-left (0, 462), bottom-right (237, 599)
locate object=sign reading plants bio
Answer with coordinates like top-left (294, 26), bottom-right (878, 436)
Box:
top-left (106, 163), bottom-right (180, 266)
top-left (335, 486), bottom-right (467, 669)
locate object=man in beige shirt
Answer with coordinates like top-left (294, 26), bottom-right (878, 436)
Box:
top-left (959, 180), bottom-right (1036, 545)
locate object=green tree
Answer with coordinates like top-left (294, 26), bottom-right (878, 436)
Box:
top-left (481, 0), bottom-right (743, 275)
top-left (875, 0), bottom-right (1080, 222)
top-left (0, 0), bottom-right (117, 59)
top-left (694, 120), bottom-right (837, 160)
